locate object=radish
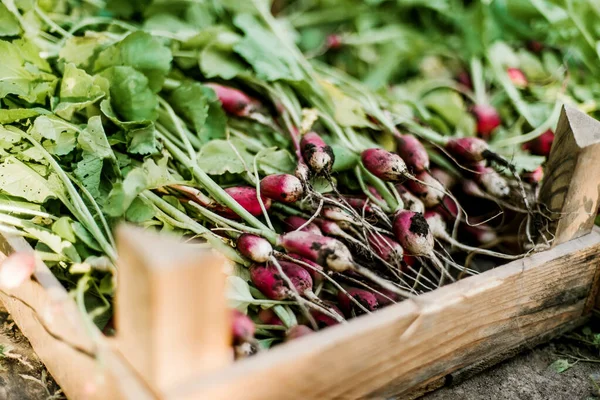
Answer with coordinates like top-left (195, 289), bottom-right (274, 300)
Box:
top-left (507, 68), bottom-right (527, 88)
top-left (463, 223), bottom-right (498, 244)
top-left (527, 40), bottom-right (544, 53)
top-left (282, 216), bottom-right (322, 235)
top-left (396, 185), bottom-right (425, 213)
top-left (231, 309), bottom-right (255, 344)
top-left (322, 206), bottom-right (354, 224)
top-left (372, 288), bottom-right (400, 307)
top-left (445, 137), bottom-right (489, 164)
top-left (471, 104), bottom-right (501, 138)
top-left (405, 171), bottom-right (445, 208)
top-left (343, 195), bottom-right (375, 213)
top-left (258, 308), bottom-right (283, 326)
top-left (392, 211), bottom-right (434, 256)
top-left (326, 34), bottom-right (343, 50)
top-left (435, 195), bottom-right (459, 221)
top-left (429, 168), bottom-right (456, 190)
top-left (294, 162), bottom-right (311, 183)
top-left (285, 325), bottom-right (313, 341)
top-left (0, 252), bottom-right (36, 290)
top-left (260, 174), bottom-right (304, 203)
top-left (278, 231), bottom-right (412, 298)
top-left (367, 233), bottom-right (404, 263)
top-left (215, 187), bottom-right (271, 219)
top-left (471, 164), bottom-right (510, 198)
top-left (237, 234), bottom-right (272, 263)
top-left (205, 83), bottom-right (260, 117)
top-left (285, 253), bottom-right (324, 285)
top-left (337, 288), bottom-right (378, 316)
top-left (300, 132), bottom-right (335, 175)
top-left (249, 262), bottom-right (312, 301)
top-left (361, 148), bottom-right (408, 182)
top-left (311, 302), bottom-right (344, 328)
top-left (522, 129), bottom-right (554, 157)
top-left (395, 134), bottom-right (430, 172)
top-left (456, 71), bottom-right (473, 90)
top-left (524, 166), bottom-right (544, 184)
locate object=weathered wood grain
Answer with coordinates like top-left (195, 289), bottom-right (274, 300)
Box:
top-left (168, 230), bottom-right (600, 400)
top-left (537, 105), bottom-right (600, 246)
top-left (115, 225), bottom-right (232, 393)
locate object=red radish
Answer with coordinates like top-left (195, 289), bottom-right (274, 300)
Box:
top-left (294, 162), bottom-right (310, 182)
top-left (316, 218), bottom-right (346, 237)
top-left (326, 34), bottom-right (342, 50)
top-left (445, 137), bottom-right (489, 163)
top-left (471, 164), bottom-right (510, 198)
top-left (231, 309), bottom-right (255, 344)
top-left (260, 174), bottom-right (304, 203)
top-left (250, 261), bottom-right (313, 301)
top-left (344, 195), bottom-right (375, 213)
top-left (282, 216), bottom-right (322, 235)
top-left (338, 288), bottom-right (378, 316)
top-left (237, 234), bottom-right (272, 263)
top-left (522, 129), bottom-right (554, 157)
top-left (215, 187), bottom-right (271, 219)
top-left (527, 40), bottom-right (544, 53)
top-left (285, 253), bottom-right (324, 285)
top-left (392, 211), bottom-right (434, 256)
top-left (456, 71), bottom-right (473, 89)
top-left (258, 308), bottom-right (283, 326)
top-left (424, 211), bottom-right (448, 239)
top-left (507, 68), bottom-right (527, 88)
top-left (405, 171), bottom-right (445, 208)
top-left (367, 233), bottom-right (404, 263)
top-left (403, 254), bottom-right (417, 267)
top-left (472, 104), bottom-right (501, 138)
top-left (285, 325), bottom-right (313, 341)
top-left (205, 83), bottom-right (260, 117)
top-left (396, 185), bottom-right (425, 213)
top-left (435, 195), bottom-right (459, 221)
top-left (322, 206), bottom-right (354, 224)
top-left (311, 302), bottom-right (343, 328)
top-left (300, 132), bottom-right (335, 175)
top-left (367, 186), bottom-right (384, 200)
top-left (524, 166), bottom-right (544, 184)
top-left (372, 288), bottom-right (400, 307)
top-left (395, 134), bottom-right (430, 172)
top-left (277, 231), bottom-right (354, 273)
top-left (430, 168), bottom-right (456, 190)
top-left (361, 148), bottom-right (408, 182)
top-left (0, 252), bottom-right (36, 290)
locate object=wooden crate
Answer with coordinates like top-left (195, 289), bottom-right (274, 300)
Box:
top-left (1, 105), bottom-right (600, 400)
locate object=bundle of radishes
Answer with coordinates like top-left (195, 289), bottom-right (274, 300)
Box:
top-left (0, 0), bottom-right (591, 357)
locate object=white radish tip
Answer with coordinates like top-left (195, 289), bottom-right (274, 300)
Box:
top-left (0, 252), bottom-right (36, 290)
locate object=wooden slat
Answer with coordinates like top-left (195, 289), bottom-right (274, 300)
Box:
top-left (115, 225), bottom-right (232, 394)
top-left (0, 235), bottom-right (157, 400)
top-left (538, 105), bottom-right (600, 246)
top-left (168, 229), bottom-right (600, 400)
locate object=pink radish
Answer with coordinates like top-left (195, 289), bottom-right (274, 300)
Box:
top-left (522, 129), bottom-right (554, 157)
top-left (361, 148), bottom-right (408, 182)
top-left (403, 254), bottom-right (417, 268)
top-left (285, 253), bottom-right (324, 285)
top-left (205, 83), bottom-right (260, 117)
top-left (471, 104), bottom-right (501, 138)
top-left (435, 195), bottom-right (459, 221)
top-left (463, 223), bottom-right (498, 244)
top-left (249, 262), bottom-right (312, 301)
top-left (392, 211), bottom-right (434, 256)
top-left (285, 325), bottom-right (313, 341)
top-left (471, 164), bottom-right (509, 198)
top-left (294, 162), bottom-right (310, 183)
top-left (322, 206), bottom-right (354, 224)
top-left (326, 34), bottom-right (343, 50)
top-left (231, 309), bottom-right (255, 344)
top-left (237, 234), bottom-right (272, 263)
top-left (367, 233), bottom-right (404, 263)
top-left (282, 216), bottom-right (322, 235)
top-left (507, 68), bottom-right (527, 88)
top-left (456, 71), bottom-right (473, 90)
top-left (372, 288), bottom-right (400, 307)
top-left (445, 137), bottom-right (489, 164)
top-left (300, 132), bottom-right (335, 175)
top-left (337, 288), bottom-right (379, 316)
top-left (311, 302), bottom-right (344, 328)
top-left (0, 252), bottom-right (35, 289)
top-left (277, 231), bottom-right (354, 272)
top-left (524, 166), bottom-right (544, 184)
top-left (260, 174), bottom-right (304, 203)
top-left (430, 168), bottom-right (456, 190)
top-left (396, 185), bottom-right (425, 213)
top-left (343, 195), bottom-right (375, 213)
top-left (258, 308), bottom-right (283, 326)
top-left (405, 171), bottom-right (445, 208)
top-left (395, 134), bottom-right (430, 172)
top-left (215, 187), bottom-right (271, 219)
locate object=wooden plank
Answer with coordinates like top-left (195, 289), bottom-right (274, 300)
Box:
top-left (537, 105), bottom-right (600, 246)
top-left (168, 230), bottom-right (600, 400)
top-left (115, 225), bottom-right (232, 394)
top-left (0, 234), bottom-right (157, 400)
